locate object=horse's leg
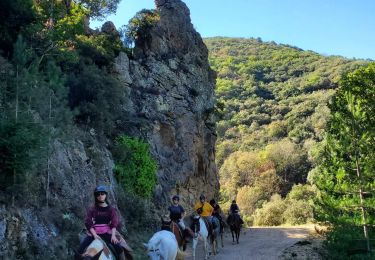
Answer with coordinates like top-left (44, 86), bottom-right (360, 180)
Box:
top-left (211, 234), bottom-right (216, 255)
top-left (231, 229), bottom-right (235, 244)
top-left (203, 236), bottom-right (209, 260)
top-left (221, 231), bottom-right (224, 248)
top-left (192, 237), bottom-right (198, 260)
top-left (236, 229), bottom-right (240, 244)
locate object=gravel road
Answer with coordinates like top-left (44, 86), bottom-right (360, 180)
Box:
top-left (183, 226), bottom-right (313, 260)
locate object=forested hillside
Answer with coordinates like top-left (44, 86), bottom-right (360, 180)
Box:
top-left (205, 37), bottom-right (369, 224)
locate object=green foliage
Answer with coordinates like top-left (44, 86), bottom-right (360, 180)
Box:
top-left (113, 136), bottom-right (158, 198)
top-left (121, 9), bottom-right (160, 47)
top-left (253, 194), bottom-right (286, 226)
top-left (0, 37), bottom-right (50, 191)
top-left (67, 61), bottom-right (124, 136)
top-left (314, 63), bottom-right (375, 256)
top-left (283, 199), bottom-right (314, 225)
top-left (286, 184), bottom-right (317, 201)
top-left (76, 32), bottom-right (125, 66)
top-left (209, 37), bottom-right (369, 221)
top-left (74, 0), bottom-right (120, 19)
top-left (236, 186), bottom-right (267, 217)
top-left (0, 0), bottom-right (36, 55)
top-left (0, 120), bottom-right (44, 190)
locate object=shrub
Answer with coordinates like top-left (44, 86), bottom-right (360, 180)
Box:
top-left (283, 199), bottom-right (313, 225)
top-left (236, 186), bottom-right (267, 216)
top-left (286, 184), bottom-right (317, 202)
top-left (253, 194), bottom-right (286, 226)
top-left (113, 136), bottom-right (158, 198)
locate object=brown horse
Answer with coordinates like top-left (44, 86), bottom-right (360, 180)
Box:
top-left (161, 216), bottom-right (187, 250)
top-left (78, 230), bottom-right (133, 260)
top-left (227, 213), bottom-right (242, 244)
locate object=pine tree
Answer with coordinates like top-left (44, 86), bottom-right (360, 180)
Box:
top-left (0, 36), bottom-right (45, 204)
top-left (315, 63), bottom-right (375, 257)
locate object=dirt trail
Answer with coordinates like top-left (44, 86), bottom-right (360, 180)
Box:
top-left (184, 226), bottom-right (314, 260)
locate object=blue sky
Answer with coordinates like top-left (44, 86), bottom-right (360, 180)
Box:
top-left (92, 0), bottom-right (375, 60)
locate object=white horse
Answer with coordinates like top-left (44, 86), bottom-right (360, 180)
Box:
top-left (144, 230), bottom-right (182, 260)
top-left (191, 216), bottom-right (209, 260)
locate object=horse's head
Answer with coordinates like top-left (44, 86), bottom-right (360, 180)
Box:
top-left (144, 241), bottom-right (162, 260)
top-left (191, 215), bottom-right (201, 234)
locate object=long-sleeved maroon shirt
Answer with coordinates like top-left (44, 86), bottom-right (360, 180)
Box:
top-left (84, 205), bottom-right (120, 233)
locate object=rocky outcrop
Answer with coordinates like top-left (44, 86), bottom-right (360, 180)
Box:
top-left (0, 133), bottom-right (119, 259)
top-left (116, 0), bottom-right (218, 208)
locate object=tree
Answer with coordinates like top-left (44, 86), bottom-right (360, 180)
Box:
top-left (0, 37), bottom-right (45, 203)
top-left (62, 0), bottom-right (120, 19)
top-left (0, 0), bottom-right (36, 55)
top-left (315, 63), bottom-right (375, 256)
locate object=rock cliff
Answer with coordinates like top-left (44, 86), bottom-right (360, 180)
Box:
top-left (117, 0), bottom-right (218, 207)
top-left (0, 0), bottom-right (217, 258)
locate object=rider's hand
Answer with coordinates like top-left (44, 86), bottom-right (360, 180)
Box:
top-left (111, 234), bottom-right (119, 244)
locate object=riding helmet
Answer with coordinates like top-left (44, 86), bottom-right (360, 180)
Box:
top-left (94, 185), bottom-right (107, 195)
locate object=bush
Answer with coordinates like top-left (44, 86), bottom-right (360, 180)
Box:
top-left (253, 194), bottom-right (286, 226)
top-left (113, 136), bottom-right (157, 198)
top-left (236, 186), bottom-right (267, 216)
top-left (286, 184), bottom-right (317, 201)
top-left (283, 199), bottom-right (313, 225)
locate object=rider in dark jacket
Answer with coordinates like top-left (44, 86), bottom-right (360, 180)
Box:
top-left (229, 200), bottom-right (244, 224)
top-left (168, 195), bottom-right (194, 237)
top-left (210, 199), bottom-right (224, 231)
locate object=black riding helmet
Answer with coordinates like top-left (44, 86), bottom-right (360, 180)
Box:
top-left (199, 194), bottom-right (205, 200)
top-left (94, 185), bottom-right (107, 195)
top-left (172, 195), bottom-right (180, 201)
top-left (94, 185), bottom-right (108, 204)
top-left (210, 199), bottom-right (216, 205)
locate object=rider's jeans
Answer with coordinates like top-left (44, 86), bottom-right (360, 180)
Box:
top-left (178, 219), bottom-right (186, 230)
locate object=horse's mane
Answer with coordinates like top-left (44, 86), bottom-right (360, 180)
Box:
top-left (148, 230), bottom-right (175, 248)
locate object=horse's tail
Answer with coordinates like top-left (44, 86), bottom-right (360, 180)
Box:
top-left (176, 248), bottom-right (185, 260)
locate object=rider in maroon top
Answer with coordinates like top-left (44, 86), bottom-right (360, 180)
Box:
top-left (77, 185), bottom-right (123, 257)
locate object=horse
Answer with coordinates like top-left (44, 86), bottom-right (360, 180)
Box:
top-left (189, 215), bottom-right (209, 260)
top-left (210, 216), bottom-right (224, 255)
top-left (81, 237), bottom-right (115, 260)
top-left (227, 213), bottom-right (242, 244)
top-left (161, 216), bottom-right (186, 250)
top-left (143, 230), bottom-right (183, 260)
top-left (79, 230), bottom-right (133, 260)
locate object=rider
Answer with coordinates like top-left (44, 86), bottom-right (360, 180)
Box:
top-left (168, 195), bottom-right (194, 237)
top-left (229, 200), bottom-right (240, 214)
top-left (77, 185), bottom-right (125, 258)
top-left (194, 194), bottom-right (214, 233)
top-left (229, 200), bottom-right (244, 224)
top-left (209, 199), bottom-right (224, 231)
